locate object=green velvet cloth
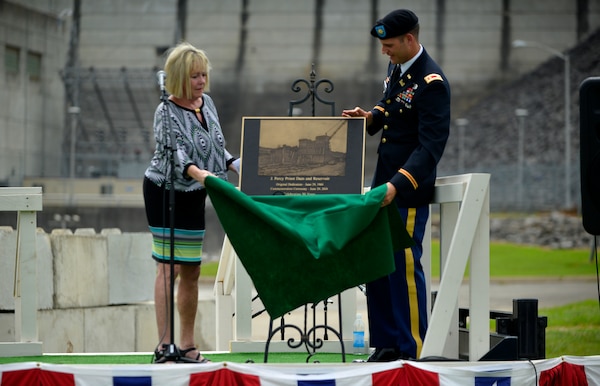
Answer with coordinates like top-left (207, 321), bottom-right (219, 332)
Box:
top-left (204, 176), bottom-right (414, 319)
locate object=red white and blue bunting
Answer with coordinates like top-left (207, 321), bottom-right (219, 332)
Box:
top-left (1, 355), bottom-right (599, 385)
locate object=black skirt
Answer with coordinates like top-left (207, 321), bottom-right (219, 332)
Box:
top-left (143, 177), bottom-right (207, 265)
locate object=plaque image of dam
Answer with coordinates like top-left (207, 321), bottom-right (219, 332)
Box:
top-left (257, 120), bottom-right (347, 176)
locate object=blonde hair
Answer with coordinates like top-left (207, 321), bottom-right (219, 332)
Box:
top-left (164, 42), bottom-right (211, 99)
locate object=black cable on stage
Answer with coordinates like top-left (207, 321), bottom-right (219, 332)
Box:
top-left (593, 235), bottom-right (599, 311)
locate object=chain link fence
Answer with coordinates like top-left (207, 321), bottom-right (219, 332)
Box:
top-left (439, 163), bottom-right (581, 213)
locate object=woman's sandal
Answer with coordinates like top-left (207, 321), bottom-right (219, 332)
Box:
top-left (180, 346), bottom-right (211, 363)
top-left (154, 347), bottom-right (165, 362)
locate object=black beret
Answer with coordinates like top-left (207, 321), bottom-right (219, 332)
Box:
top-left (370, 9), bottom-right (419, 39)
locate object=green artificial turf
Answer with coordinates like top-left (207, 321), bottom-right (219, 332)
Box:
top-left (0, 352), bottom-right (358, 365)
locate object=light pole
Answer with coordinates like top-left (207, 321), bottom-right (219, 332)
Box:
top-left (515, 109), bottom-right (528, 209)
top-left (68, 106), bottom-right (80, 207)
top-left (512, 39), bottom-right (571, 209)
top-left (455, 118), bottom-right (469, 172)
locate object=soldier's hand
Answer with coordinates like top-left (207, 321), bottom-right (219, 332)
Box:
top-left (381, 182), bottom-right (397, 207)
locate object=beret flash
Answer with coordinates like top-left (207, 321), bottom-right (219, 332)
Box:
top-left (371, 9), bottom-right (419, 39)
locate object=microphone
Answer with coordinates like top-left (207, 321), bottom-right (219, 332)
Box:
top-left (156, 70), bottom-right (166, 92)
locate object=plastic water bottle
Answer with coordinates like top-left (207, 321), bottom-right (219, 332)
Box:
top-left (353, 313), bottom-right (365, 355)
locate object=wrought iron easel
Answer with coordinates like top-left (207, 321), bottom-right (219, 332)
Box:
top-left (261, 64), bottom-right (346, 363)
top-left (287, 64), bottom-right (335, 117)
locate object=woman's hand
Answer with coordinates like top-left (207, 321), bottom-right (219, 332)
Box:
top-left (187, 165), bottom-right (214, 185)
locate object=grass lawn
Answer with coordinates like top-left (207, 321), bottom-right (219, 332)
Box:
top-left (201, 240), bottom-right (597, 280)
top-left (542, 299), bottom-right (600, 358)
top-left (428, 241), bottom-right (596, 278)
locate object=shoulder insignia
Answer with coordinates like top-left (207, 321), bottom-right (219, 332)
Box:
top-left (424, 73), bottom-right (443, 84)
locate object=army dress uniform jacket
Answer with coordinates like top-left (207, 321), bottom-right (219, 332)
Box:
top-left (369, 48), bottom-right (451, 208)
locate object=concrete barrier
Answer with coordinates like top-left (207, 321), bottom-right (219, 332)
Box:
top-left (0, 228), bottom-right (217, 353)
top-left (104, 229), bottom-right (155, 305)
top-left (50, 229), bottom-right (110, 308)
top-left (0, 227), bottom-right (53, 310)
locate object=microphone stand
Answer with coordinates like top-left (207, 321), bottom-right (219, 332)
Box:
top-left (155, 77), bottom-right (199, 364)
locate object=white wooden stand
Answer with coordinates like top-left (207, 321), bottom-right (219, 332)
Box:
top-left (0, 187), bottom-right (43, 356)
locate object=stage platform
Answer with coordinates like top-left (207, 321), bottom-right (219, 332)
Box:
top-left (1, 355), bottom-right (599, 385)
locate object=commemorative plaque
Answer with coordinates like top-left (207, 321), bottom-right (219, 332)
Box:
top-left (239, 117), bottom-right (366, 195)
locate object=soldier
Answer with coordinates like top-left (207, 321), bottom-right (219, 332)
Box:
top-left (342, 9), bottom-right (451, 362)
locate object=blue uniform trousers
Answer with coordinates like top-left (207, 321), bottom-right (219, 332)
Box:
top-left (366, 204), bottom-right (429, 358)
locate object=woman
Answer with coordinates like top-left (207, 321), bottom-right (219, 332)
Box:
top-left (143, 42), bottom-right (238, 363)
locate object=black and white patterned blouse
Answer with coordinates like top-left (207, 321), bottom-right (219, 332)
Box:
top-left (144, 94), bottom-right (233, 191)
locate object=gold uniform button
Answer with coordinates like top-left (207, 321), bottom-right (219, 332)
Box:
top-left (399, 109), bottom-right (403, 114)
top-left (382, 138), bottom-right (387, 144)
top-left (383, 125), bottom-right (389, 130)
top-left (385, 112), bottom-right (390, 117)
top-left (386, 99), bottom-right (391, 104)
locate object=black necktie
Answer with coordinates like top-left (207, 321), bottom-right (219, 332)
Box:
top-left (391, 64), bottom-right (401, 84)
top-left (393, 64), bottom-right (402, 82)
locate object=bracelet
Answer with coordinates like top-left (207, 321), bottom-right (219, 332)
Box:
top-left (226, 157), bottom-right (237, 167)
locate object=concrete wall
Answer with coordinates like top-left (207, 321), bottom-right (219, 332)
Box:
top-left (0, 1), bottom-right (69, 184)
top-left (0, 226), bottom-right (216, 353)
top-left (73, 0), bottom-right (600, 88)
top-left (2, 0), bottom-right (600, 185)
